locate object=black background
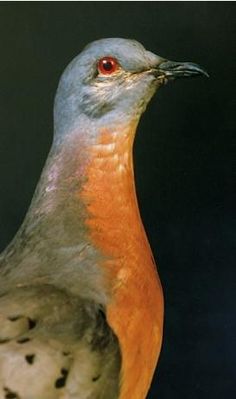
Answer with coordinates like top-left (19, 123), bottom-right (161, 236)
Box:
top-left (0, 2), bottom-right (235, 398)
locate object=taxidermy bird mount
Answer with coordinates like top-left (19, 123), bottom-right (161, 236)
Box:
top-left (0, 38), bottom-right (207, 399)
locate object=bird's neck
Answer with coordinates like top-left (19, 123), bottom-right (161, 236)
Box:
top-left (23, 119), bottom-right (145, 261)
top-left (79, 120), bottom-right (143, 258)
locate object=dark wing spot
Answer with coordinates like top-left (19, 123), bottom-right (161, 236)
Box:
top-left (0, 339), bottom-right (10, 344)
top-left (17, 337), bottom-right (31, 344)
top-left (8, 316), bottom-right (36, 329)
top-left (25, 354), bottom-right (35, 364)
top-left (8, 316), bottom-right (22, 322)
top-left (62, 351), bottom-right (70, 356)
top-left (4, 387), bottom-right (20, 399)
top-left (5, 394), bottom-right (18, 399)
top-left (28, 318), bottom-right (37, 330)
top-left (92, 374), bottom-right (101, 382)
top-left (55, 368), bottom-right (69, 389)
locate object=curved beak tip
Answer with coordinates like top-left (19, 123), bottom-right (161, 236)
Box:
top-left (158, 60), bottom-right (209, 80)
top-left (184, 62), bottom-right (209, 78)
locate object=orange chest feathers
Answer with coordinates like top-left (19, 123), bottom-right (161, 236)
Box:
top-left (81, 126), bottom-right (164, 399)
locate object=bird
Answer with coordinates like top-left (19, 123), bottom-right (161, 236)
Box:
top-left (0, 38), bottom-right (207, 399)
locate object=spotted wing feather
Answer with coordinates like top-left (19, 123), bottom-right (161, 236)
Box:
top-left (0, 285), bottom-right (121, 399)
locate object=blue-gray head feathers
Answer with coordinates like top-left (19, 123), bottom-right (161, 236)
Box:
top-left (54, 38), bottom-right (163, 138)
top-left (54, 37), bottom-right (207, 139)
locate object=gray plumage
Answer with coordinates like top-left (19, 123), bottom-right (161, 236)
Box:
top-left (0, 37), bottom-right (207, 399)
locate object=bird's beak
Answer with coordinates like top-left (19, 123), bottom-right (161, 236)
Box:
top-left (153, 59), bottom-right (209, 81)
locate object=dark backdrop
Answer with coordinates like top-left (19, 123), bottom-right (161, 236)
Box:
top-left (0, 2), bottom-right (235, 398)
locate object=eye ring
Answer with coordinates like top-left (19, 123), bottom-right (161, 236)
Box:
top-left (97, 57), bottom-right (119, 75)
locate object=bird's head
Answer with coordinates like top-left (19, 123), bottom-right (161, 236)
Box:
top-left (54, 38), bottom-right (208, 138)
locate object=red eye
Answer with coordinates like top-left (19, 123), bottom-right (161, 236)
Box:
top-left (97, 57), bottom-right (119, 75)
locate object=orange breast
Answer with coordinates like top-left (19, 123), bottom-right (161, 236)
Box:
top-left (81, 123), bottom-right (164, 399)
